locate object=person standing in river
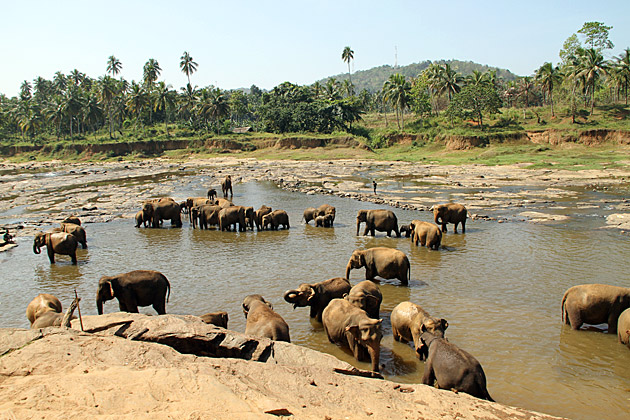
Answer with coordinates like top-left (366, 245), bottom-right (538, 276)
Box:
top-left (373, 180), bottom-right (377, 195)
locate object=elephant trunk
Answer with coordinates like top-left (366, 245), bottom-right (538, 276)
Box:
top-left (283, 290), bottom-right (297, 303)
top-left (356, 220), bottom-right (361, 236)
top-left (345, 264), bottom-right (352, 280)
top-left (434, 213), bottom-right (442, 224)
top-left (33, 242), bottom-right (41, 254)
top-left (96, 298), bottom-right (103, 315)
top-left (367, 343), bottom-right (381, 372)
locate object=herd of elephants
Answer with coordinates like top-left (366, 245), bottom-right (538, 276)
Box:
top-left (25, 175), bottom-right (630, 403)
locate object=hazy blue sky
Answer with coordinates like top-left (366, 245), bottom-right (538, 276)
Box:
top-left (1, 0), bottom-right (628, 97)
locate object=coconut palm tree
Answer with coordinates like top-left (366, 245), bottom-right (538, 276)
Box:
top-left (535, 62), bottom-right (563, 117)
top-left (83, 94), bottom-right (104, 139)
top-left (106, 55), bottom-right (122, 77)
top-left (578, 48), bottom-right (608, 115)
top-left (342, 46), bottom-right (354, 86)
top-left (518, 76), bottom-right (534, 108)
top-left (383, 73), bottom-right (411, 129)
top-left (126, 82), bottom-right (149, 132)
top-left (44, 98), bottom-right (65, 140)
top-left (154, 81), bottom-right (176, 136)
top-left (143, 59), bottom-right (161, 88)
top-left (437, 64), bottom-right (461, 102)
top-left (615, 48), bottom-right (630, 105)
top-left (180, 51), bottom-right (198, 87)
top-left (98, 76), bottom-right (118, 138)
top-left (20, 81), bottom-right (32, 100)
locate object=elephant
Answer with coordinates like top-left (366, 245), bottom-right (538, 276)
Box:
top-left (561, 284), bottom-right (630, 333)
top-left (344, 280), bottom-right (382, 319)
top-left (221, 175), bottom-right (233, 198)
top-left (345, 247), bottom-right (410, 285)
top-left (303, 207), bottom-right (318, 224)
top-left (262, 210), bottom-right (290, 230)
top-left (61, 216), bottom-right (81, 226)
top-left (219, 206), bottom-right (246, 231)
top-left (316, 204), bottom-right (336, 225)
top-left (135, 210), bottom-right (149, 228)
top-left (26, 293), bottom-right (62, 326)
top-left (193, 204), bottom-right (221, 229)
top-left (30, 311), bottom-right (67, 329)
top-left (391, 301), bottom-right (448, 360)
top-left (410, 220), bottom-right (442, 250)
top-left (214, 198), bottom-right (234, 208)
top-left (618, 308), bottom-right (630, 347)
top-left (242, 294), bottom-right (290, 342)
top-left (255, 205), bottom-right (273, 230)
top-left (420, 330), bottom-right (494, 401)
top-left (148, 199), bottom-right (182, 228)
top-left (315, 214), bottom-right (333, 227)
top-left (56, 222), bottom-right (87, 249)
top-left (33, 231), bottom-right (78, 264)
top-left (322, 298), bottom-right (383, 372)
top-left (399, 224), bottom-right (413, 238)
top-left (356, 209), bottom-right (400, 237)
top-left (244, 206), bottom-right (255, 230)
top-left (185, 197), bottom-right (212, 223)
top-left (433, 203), bottom-right (467, 233)
top-left (207, 188), bottom-right (217, 201)
top-left (96, 270), bottom-right (170, 315)
top-left (283, 277), bottom-right (352, 322)
top-left (199, 311), bottom-right (229, 328)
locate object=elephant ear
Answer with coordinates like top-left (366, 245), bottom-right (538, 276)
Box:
top-left (266, 301), bottom-right (273, 310)
top-left (306, 286), bottom-right (316, 302)
top-left (420, 323), bottom-right (428, 333)
top-left (440, 319), bottom-right (449, 331)
top-left (345, 325), bottom-right (359, 337)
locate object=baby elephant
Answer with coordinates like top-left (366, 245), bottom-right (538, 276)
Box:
top-left (420, 330), bottom-right (493, 401)
top-left (344, 280), bottom-right (382, 319)
top-left (617, 308), bottom-right (630, 347)
top-left (199, 311), bottom-right (229, 328)
top-left (242, 295), bottom-right (290, 342)
top-left (391, 301), bottom-right (448, 360)
top-left (26, 293), bottom-right (62, 326)
top-left (283, 277), bottom-right (352, 322)
top-left (410, 220), bottom-right (442, 250)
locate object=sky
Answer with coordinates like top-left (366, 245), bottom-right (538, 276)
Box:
top-left (1, 0), bottom-right (629, 97)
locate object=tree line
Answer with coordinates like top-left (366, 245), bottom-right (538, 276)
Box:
top-left (1, 22), bottom-right (628, 143)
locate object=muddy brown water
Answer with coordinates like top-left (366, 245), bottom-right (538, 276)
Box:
top-left (2, 179), bottom-right (630, 420)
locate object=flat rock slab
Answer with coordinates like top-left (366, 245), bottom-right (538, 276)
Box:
top-left (605, 213), bottom-right (630, 230)
top-left (519, 211), bottom-right (570, 223)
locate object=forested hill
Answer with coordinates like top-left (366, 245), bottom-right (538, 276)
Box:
top-left (319, 59), bottom-right (520, 92)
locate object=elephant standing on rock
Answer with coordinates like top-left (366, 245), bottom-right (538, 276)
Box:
top-left (561, 284), bottom-right (630, 333)
top-left (242, 295), bottom-right (290, 342)
top-left (346, 247), bottom-right (410, 285)
top-left (618, 308), bottom-right (630, 347)
top-left (433, 203), bottom-right (467, 233)
top-left (26, 294), bottom-right (62, 326)
top-left (356, 209), bottom-right (400, 237)
top-left (255, 205), bottom-right (272, 230)
top-left (322, 298), bottom-right (383, 372)
top-left (262, 210), bottom-right (290, 230)
top-left (96, 270), bottom-right (170, 315)
top-left (56, 223), bottom-right (87, 249)
top-left (410, 220), bottom-right (442, 250)
top-left (391, 301), bottom-right (448, 360)
top-left (420, 330), bottom-right (494, 401)
top-left (345, 280), bottom-right (382, 319)
top-left (219, 206), bottom-right (246, 231)
top-left (221, 175), bottom-right (233, 198)
top-left (283, 277), bottom-right (351, 322)
top-left (200, 311), bottom-right (229, 328)
top-left (33, 231), bottom-right (78, 264)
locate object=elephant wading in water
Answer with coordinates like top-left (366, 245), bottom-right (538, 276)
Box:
top-left (262, 210), bottom-right (290, 230)
top-left (433, 203), bottom-right (467, 233)
top-left (345, 280), bottom-right (382, 319)
top-left (356, 209), bottom-right (400, 237)
top-left (244, 206), bottom-right (255, 230)
top-left (185, 197), bottom-right (211, 223)
top-left (142, 198), bottom-right (182, 228)
top-left (135, 210), bottom-right (149, 228)
top-left (315, 214), bottom-right (334, 227)
top-left (33, 231), bottom-right (78, 264)
top-left (219, 206), bottom-right (246, 231)
top-left (96, 270), bottom-right (171, 315)
top-left (561, 284), bottom-right (630, 333)
top-left (200, 311), bottom-right (229, 328)
top-left (410, 220), bottom-right (442, 250)
top-left (420, 330), bottom-right (494, 401)
top-left (242, 295), bottom-right (290, 342)
top-left (283, 277), bottom-right (352, 322)
top-left (323, 298), bottom-right (383, 372)
top-left (221, 175), bottom-right (233, 198)
top-left (346, 247), bottom-right (410, 285)
top-left (391, 301), bottom-right (448, 360)
top-left (618, 308), bottom-right (630, 347)
top-left (193, 204), bottom-right (221, 230)
top-left (55, 223), bottom-right (87, 249)
top-left (255, 205), bottom-right (273, 230)
top-left (303, 207), bottom-right (318, 225)
top-left (26, 294), bottom-right (62, 326)
top-left (317, 204), bottom-right (336, 225)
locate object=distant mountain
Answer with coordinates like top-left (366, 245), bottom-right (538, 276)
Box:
top-left (318, 59), bottom-right (520, 92)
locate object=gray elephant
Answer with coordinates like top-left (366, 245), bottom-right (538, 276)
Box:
top-left (356, 209), bottom-right (400, 237)
top-left (56, 222), bottom-right (87, 249)
top-left (618, 308), bottom-right (630, 347)
top-left (242, 294), bottom-right (290, 342)
top-left (33, 231), bottom-right (78, 264)
top-left (96, 270), bottom-right (170, 315)
top-left (315, 214), bottom-right (333, 227)
top-left (143, 198), bottom-right (182, 228)
top-left (410, 220), bottom-right (442, 250)
top-left (244, 206), bottom-right (255, 230)
top-left (219, 206), bottom-right (246, 231)
top-left (303, 207), bottom-right (318, 224)
top-left (207, 188), bottom-right (217, 201)
top-left (221, 175), bottom-right (233, 198)
top-left (283, 277), bottom-right (352, 322)
top-left (255, 205), bottom-right (272, 230)
top-left (214, 198), bottom-right (234, 208)
top-left (262, 210), bottom-right (290, 230)
top-left (316, 204), bottom-right (336, 225)
top-left (193, 204), bottom-right (221, 229)
top-left (344, 280), bottom-right (382, 319)
top-left (391, 301), bottom-right (448, 360)
top-left (433, 203), bottom-right (467, 233)
top-left (562, 284), bottom-right (630, 333)
top-left (199, 311), bottom-right (229, 328)
top-left (185, 197), bottom-right (211, 223)
top-left (399, 224), bottom-right (413, 238)
top-left (420, 330), bottom-right (494, 401)
top-left (26, 293), bottom-right (62, 326)
top-left (135, 210), bottom-right (148, 228)
top-left (322, 298), bottom-right (383, 372)
top-left (345, 247), bottom-right (410, 285)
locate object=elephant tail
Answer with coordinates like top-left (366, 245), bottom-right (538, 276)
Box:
top-left (561, 290), bottom-right (569, 323)
top-left (166, 281), bottom-right (171, 303)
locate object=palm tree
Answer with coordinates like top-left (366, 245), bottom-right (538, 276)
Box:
top-left (342, 46), bottom-right (354, 86)
top-left (98, 76), bottom-right (118, 138)
top-left (44, 98), bottom-right (65, 140)
top-left (467, 70), bottom-right (488, 87)
top-left (143, 59), bottom-right (161, 88)
top-left (518, 76), bottom-right (534, 108)
top-left (206, 88), bottom-right (230, 134)
top-left (106, 55), bottom-right (122, 77)
top-left (578, 48), bottom-right (608, 115)
top-left (20, 81), bottom-right (32, 100)
top-left (324, 78), bottom-right (341, 101)
top-left (383, 73), bottom-right (411, 129)
top-left (535, 62), bottom-right (563, 117)
top-left (61, 87), bottom-right (83, 139)
top-left (180, 51), bottom-right (198, 87)
top-left (83, 94), bottom-right (104, 139)
top-left (342, 79), bottom-right (354, 97)
top-left (126, 82), bottom-right (149, 132)
top-left (154, 81), bottom-right (176, 136)
top-left (437, 64), bottom-right (461, 102)
top-left (615, 48), bottom-right (630, 104)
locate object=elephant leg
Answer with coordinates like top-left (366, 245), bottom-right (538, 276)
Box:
top-left (394, 226), bottom-right (400, 238)
top-left (567, 309), bottom-right (582, 330)
top-left (608, 309), bottom-right (622, 334)
top-left (441, 223), bottom-right (447, 233)
top-left (461, 220), bottom-right (466, 233)
top-left (421, 362), bottom-right (436, 386)
top-left (153, 300), bottom-right (166, 315)
top-left (118, 301), bottom-right (128, 312)
top-left (47, 247), bottom-right (56, 264)
top-left (454, 222), bottom-right (459, 234)
top-left (70, 252), bottom-right (77, 265)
